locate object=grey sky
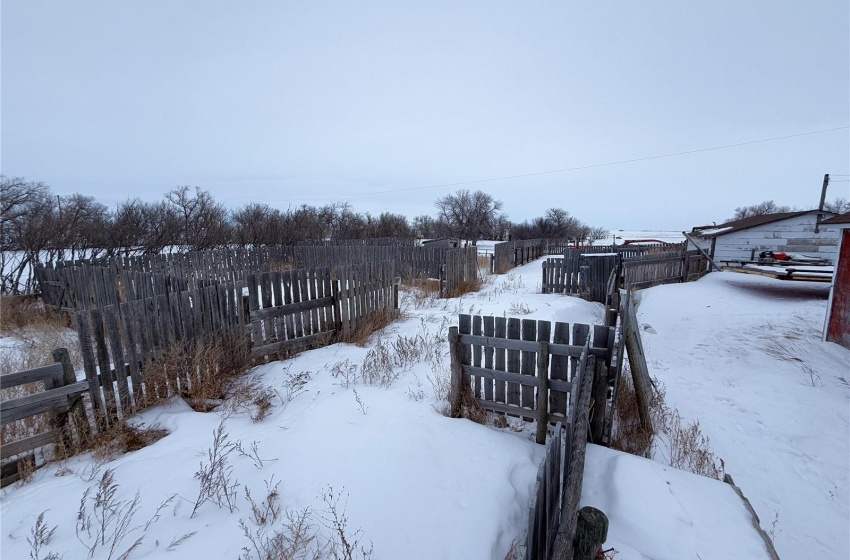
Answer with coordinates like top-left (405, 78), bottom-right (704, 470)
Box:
top-left (2, 1), bottom-right (848, 231)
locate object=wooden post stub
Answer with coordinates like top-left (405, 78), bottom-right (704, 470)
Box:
top-left (574, 506), bottom-right (609, 560)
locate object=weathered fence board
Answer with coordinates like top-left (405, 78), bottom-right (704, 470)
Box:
top-left (451, 314), bottom-right (613, 440)
top-left (0, 350), bottom-right (90, 487)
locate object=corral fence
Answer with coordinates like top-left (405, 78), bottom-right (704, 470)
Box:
top-left (447, 313), bottom-right (612, 560)
top-left (72, 261), bottom-right (398, 427)
top-left (0, 349), bottom-right (89, 488)
top-left (3, 260), bottom-right (400, 482)
top-left (493, 239), bottom-right (576, 274)
top-left (35, 244), bottom-right (478, 313)
top-left (542, 244), bottom-right (709, 303)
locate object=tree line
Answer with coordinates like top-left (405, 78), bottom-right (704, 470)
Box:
top-left (1, 176), bottom-right (606, 293)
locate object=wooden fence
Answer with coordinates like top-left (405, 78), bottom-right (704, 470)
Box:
top-left (72, 261), bottom-right (397, 427)
top-left (446, 312), bottom-right (603, 560)
top-left (34, 246), bottom-right (297, 311)
top-left (448, 314), bottom-right (613, 444)
top-left (36, 244), bottom-right (477, 313)
top-left (246, 262), bottom-right (398, 360)
top-left (0, 349), bottom-right (90, 487)
top-left (542, 245), bottom-right (709, 302)
top-left (524, 350), bottom-right (596, 560)
top-left (622, 249), bottom-right (710, 289)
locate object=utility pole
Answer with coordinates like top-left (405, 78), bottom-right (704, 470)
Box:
top-left (815, 173), bottom-right (830, 233)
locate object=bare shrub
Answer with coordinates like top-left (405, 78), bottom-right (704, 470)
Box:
top-left (239, 507), bottom-right (319, 560)
top-left (73, 467), bottom-right (179, 559)
top-left (508, 302), bottom-right (535, 315)
top-left (319, 487), bottom-right (374, 560)
top-left (330, 360), bottom-right (359, 389)
top-left (75, 468), bottom-right (144, 560)
top-left (27, 511), bottom-right (60, 560)
top-left (340, 310), bottom-right (396, 347)
top-left (192, 420), bottom-right (240, 517)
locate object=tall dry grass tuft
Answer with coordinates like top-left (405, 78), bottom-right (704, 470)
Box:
top-left (141, 330), bottom-right (254, 413)
top-left (339, 310), bottom-right (396, 348)
top-left (0, 295), bottom-right (71, 333)
top-left (445, 277), bottom-right (483, 299)
top-left (610, 369), bottom-right (723, 479)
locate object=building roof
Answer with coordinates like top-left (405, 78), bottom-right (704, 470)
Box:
top-left (691, 210), bottom-right (836, 238)
top-left (820, 212), bottom-right (850, 225)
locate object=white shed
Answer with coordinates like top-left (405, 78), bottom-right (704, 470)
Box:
top-left (690, 210), bottom-right (839, 264)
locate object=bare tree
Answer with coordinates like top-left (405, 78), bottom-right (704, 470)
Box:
top-left (731, 200), bottom-right (793, 221)
top-left (434, 189), bottom-right (504, 245)
top-left (824, 197), bottom-right (850, 214)
top-left (165, 186), bottom-right (232, 250)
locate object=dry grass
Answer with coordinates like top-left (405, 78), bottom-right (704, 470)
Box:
top-left (339, 310), bottom-right (396, 347)
top-left (400, 277), bottom-right (441, 309)
top-left (0, 295), bottom-right (71, 333)
top-left (268, 260), bottom-right (301, 273)
top-left (142, 330), bottom-right (254, 413)
top-left (610, 369), bottom-right (722, 479)
top-left (445, 277), bottom-right (483, 299)
top-left (85, 421), bottom-right (169, 461)
top-left (477, 255), bottom-right (492, 271)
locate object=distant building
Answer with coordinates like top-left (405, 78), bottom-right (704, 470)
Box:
top-left (690, 210), bottom-right (839, 264)
top-left (821, 213), bottom-right (850, 350)
top-left (421, 238), bottom-right (459, 248)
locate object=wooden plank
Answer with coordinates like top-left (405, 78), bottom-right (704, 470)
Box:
top-left (0, 381), bottom-right (89, 425)
top-left (506, 318), bottom-right (521, 407)
top-left (0, 429), bottom-right (61, 460)
top-left (248, 296), bottom-right (335, 321)
top-left (103, 306), bottom-right (132, 414)
top-left (494, 316), bottom-right (507, 404)
top-left (250, 330), bottom-right (335, 359)
top-left (90, 308), bottom-right (118, 422)
top-left (482, 316), bottom-right (495, 402)
top-left (458, 314), bottom-right (472, 388)
top-left (0, 364), bottom-right (63, 390)
top-left (472, 315), bottom-right (482, 398)
top-left (520, 319), bottom-right (536, 415)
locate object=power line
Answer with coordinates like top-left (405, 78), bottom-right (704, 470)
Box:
top-left (229, 125), bottom-right (849, 204)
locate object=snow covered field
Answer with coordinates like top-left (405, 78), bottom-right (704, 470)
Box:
top-left (637, 272), bottom-right (850, 560)
top-left (1, 260), bottom-right (797, 559)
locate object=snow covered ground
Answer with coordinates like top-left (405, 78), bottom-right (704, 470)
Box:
top-left (596, 230), bottom-right (686, 246)
top-left (637, 271), bottom-right (850, 560)
top-left (1, 260), bottom-right (788, 559)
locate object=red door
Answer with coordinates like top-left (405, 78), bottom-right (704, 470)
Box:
top-left (827, 230), bottom-right (850, 349)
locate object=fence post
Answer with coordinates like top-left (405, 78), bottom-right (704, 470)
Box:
top-left (536, 341), bottom-right (550, 445)
top-left (52, 347), bottom-right (91, 446)
top-left (448, 326), bottom-right (463, 418)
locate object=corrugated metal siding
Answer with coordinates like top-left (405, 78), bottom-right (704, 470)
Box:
top-left (711, 214), bottom-right (839, 263)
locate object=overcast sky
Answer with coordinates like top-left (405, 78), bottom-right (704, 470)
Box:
top-left (2, 1), bottom-right (848, 231)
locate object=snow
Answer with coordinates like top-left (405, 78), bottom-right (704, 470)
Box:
top-left (694, 226), bottom-right (733, 236)
top-left (636, 271), bottom-right (850, 560)
top-left (581, 445), bottom-right (772, 560)
top-left (595, 230), bottom-right (686, 246)
top-left (1, 259), bottom-right (794, 559)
